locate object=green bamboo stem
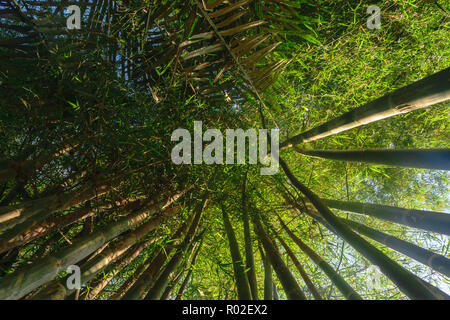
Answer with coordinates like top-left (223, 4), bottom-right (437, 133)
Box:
top-left (0, 204), bottom-right (95, 254)
top-left (175, 238), bottom-right (204, 300)
top-left (0, 179), bottom-right (116, 239)
top-left (221, 204), bottom-right (252, 300)
top-left (341, 218), bottom-right (450, 278)
top-left (0, 189), bottom-right (186, 299)
top-left (145, 198), bottom-right (206, 300)
top-left (252, 215), bottom-right (306, 300)
top-left (279, 157), bottom-right (441, 299)
top-left (284, 193), bottom-right (450, 300)
top-left (274, 233), bottom-right (323, 300)
top-left (294, 148), bottom-right (450, 171)
top-left (281, 67), bottom-right (450, 148)
top-left (109, 254), bottom-right (151, 300)
top-left (277, 214), bottom-right (362, 300)
top-left (122, 207), bottom-right (197, 300)
top-left (242, 172), bottom-right (259, 300)
top-left (323, 198), bottom-right (450, 236)
top-left (258, 246), bottom-right (273, 300)
top-left (85, 240), bottom-right (151, 300)
top-left (30, 205), bottom-right (177, 299)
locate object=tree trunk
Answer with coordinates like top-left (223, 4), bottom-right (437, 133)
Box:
top-left (175, 269), bottom-right (193, 300)
top-left (161, 236), bottom-right (203, 300)
top-left (281, 67), bottom-right (450, 148)
top-left (272, 283), bottom-right (279, 300)
top-left (160, 269), bottom-right (185, 300)
top-left (0, 203), bottom-right (95, 254)
top-left (294, 148), bottom-right (450, 171)
top-left (31, 204), bottom-right (177, 299)
top-left (323, 198), bottom-right (450, 236)
top-left (0, 178), bottom-right (117, 240)
top-left (120, 247), bottom-right (168, 299)
top-left (109, 255), bottom-right (151, 300)
top-left (286, 193), bottom-right (450, 300)
top-left (85, 240), bottom-right (152, 300)
top-left (32, 232), bottom-right (61, 260)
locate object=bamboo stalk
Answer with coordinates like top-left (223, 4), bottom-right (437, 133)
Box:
top-left (278, 157), bottom-right (441, 299)
top-left (252, 214), bottom-right (306, 300)
top-left (294, 148), bottom-right (450, 171)
top-left (0, 204), bottom-right (95, 254)
top-left (160, 268), bottom-right (185, 300)
top-left (109, 254), bottom-right (151, 300)
top-left (341, 218), bottom-right (450, 278)
top-left (242, 172), bottom-right (259, 300)
top-left (221, 204), bottom-right (252, 300)
top-left (86, 240), bottom-right (151, 300)
top-left (284, 192), bottom-right (450, 300)
top-left (274, 232), bottom-right (323, 300)
top-left (160, 237), bottom-right (202, 300)
top-left (122, 208), bottom-right (196, 300)
top-left (145, 198), bottom-right (207, 300)
top-left (0, 178), bottom-right (117, 236)
top-left (29, 205), bottom-right (177, 299)
top-left (277, 214), bottom-right (362, 300)
top-left (258, 246), bottom-right (273, 300)
top-left (322, 198), bottom-right (450, 236)
top-left (175, 238), bottom-right (204, 300)
top-left (281, 67), bottom-right (450, 148)
top-left (174, 269), bottom-right (193, 300)
top-left (0, 189), bottom-right (187, 300)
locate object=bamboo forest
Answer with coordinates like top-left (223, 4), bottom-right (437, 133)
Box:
top-left (0, 0), bottom-right (449, 302)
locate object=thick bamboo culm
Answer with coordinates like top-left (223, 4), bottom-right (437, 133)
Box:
top-left (283, 193), bottom-right (450, 300)
top-left (322, 199), bottom-right (450, 236)
top-left (252, 215), bottom-right (307, 300)
top-left (281, 67), bottom-right (450, 148)
top-left (0, 190), bottom-right (185, 300)
top-left (278, 157), bottom-right (441, 300)
top-left (221, 204), bottom-right (252, 300)
top-left (258, 246), bottom-right (273, 300)
top-left (294, 148), bottom-right (450, 171)
top-left (122, 207), bottom-right (197, 300)
top-left (145, 198), bottom-right (207, 300)
top-left (341, 218), bottom-right (450, 278)
top-left (274, 233), bottom-right (323, 299)
top-left (242, 173), bottom-right (259, 300)
top-left (277, 214), bottom-right (362, 300)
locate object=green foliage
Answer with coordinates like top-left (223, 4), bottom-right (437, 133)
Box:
top-left (0, 0), bottom-right (448, 300)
